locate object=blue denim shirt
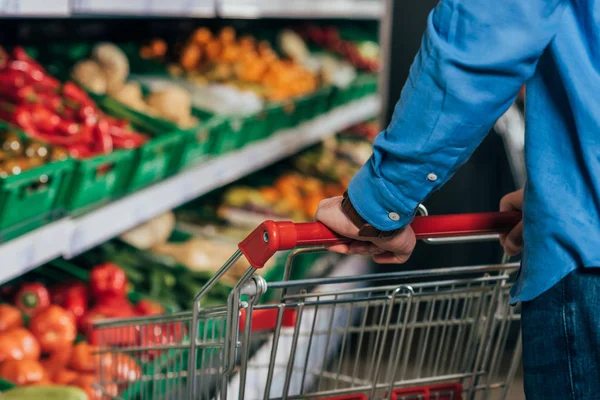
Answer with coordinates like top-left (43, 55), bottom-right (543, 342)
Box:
top-left (348, 0), bottom-right (600, 303)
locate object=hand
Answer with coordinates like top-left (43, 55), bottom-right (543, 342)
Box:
top-left (499, 189), bottom-right (524, 256)
top-left (315, 196), bottom-right (416, 264)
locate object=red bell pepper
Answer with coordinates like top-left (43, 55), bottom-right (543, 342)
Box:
top-left (67, 143), bottom-right (93, 159)
top-left (14, 283), bottom-right (50, 316)
top-left (29, 104), bottom-right (61, 133)
top-left (135, 299), bottom-right (165, 316)
top-left (93, 119), bottom-right (113, 154)
top-left (0, 84), bottom-right (37, 103)
top-left (81, 306), bottom-right (137, 346)
top-left (56, 120), bottom-right (80, 136)
top-left (51, 281), bottom-right (88, 325)
top-left (62, 82), bottom-right (94, 108)
top-left (90, 263), bottom-right (128, 299)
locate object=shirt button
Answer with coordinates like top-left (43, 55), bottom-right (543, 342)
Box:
top-left (388, 212), bottom-right (400, 221)
top-left (427, 173), bottom-right (438, 182)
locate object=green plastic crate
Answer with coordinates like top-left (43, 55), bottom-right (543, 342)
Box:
top-left (0, 158), bottom-right (73, 242)
top-left (0, 122), bottom-right (74, 241)
top-left (62, 148), bottom-right (136, 214)
top-left (330, 73), bottom-right (378, 108)
top-left (99, 96), bottom-right (190, 192)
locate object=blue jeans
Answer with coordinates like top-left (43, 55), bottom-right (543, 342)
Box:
top-left (521, 268), bottom-right (600, 400)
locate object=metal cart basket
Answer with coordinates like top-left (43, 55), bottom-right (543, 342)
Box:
top-left (93, 208), bottom-right (522, 400)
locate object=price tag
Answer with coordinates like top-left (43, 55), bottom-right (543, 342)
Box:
top-left (3, 0), bottom-right (70, 16)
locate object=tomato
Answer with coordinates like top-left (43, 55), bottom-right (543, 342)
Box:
top-left (29, 305), bottom-right (76, 353)
top-left (69, 342), bottom-right (97, 373)
top-left (0, 334), bottom-right (25, 362)
top-left (0, 359), bottom-right (47, 385)
top-left (52, 368), bottom-right (79, 385)
top-left (7, 328), bottom-right (41, 361)
top-left (0, 304), bottom-right (23, 332)
top-left (98, 352), bottom-right (141, 383)
top-left (90, 263), bottom-right (128, 299)
top-left (135, 299), bottom-right (165, 316)
top-left (41, 346), bottom-right (73, 379)
top-left (72, 373), bottom-right (118, 400)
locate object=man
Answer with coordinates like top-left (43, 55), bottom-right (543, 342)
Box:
top-left (315, 1), bottom-right (600, 398)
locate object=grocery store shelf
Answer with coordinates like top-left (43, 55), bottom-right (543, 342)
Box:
top-left (1, 0), bottom-right (70, 16)
top-left (218, 0), bottom-right (383, 19)
top-left (0, 95), bottom-right (379, 283)
top-left (71, 0), bottom-right (216, 17)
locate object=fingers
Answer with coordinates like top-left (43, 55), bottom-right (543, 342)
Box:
top-left (500, 189), bottom-right (524, 212)
top-left (315, 197), bottom-right (362, 240)
top-left (502, 220), bottom-right (523, 256)
top-left (499, 189), bottom-right (525, 256)
top-left (316, 196), bottom-right (416, 264)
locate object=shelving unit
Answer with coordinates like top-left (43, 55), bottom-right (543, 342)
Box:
top-left (8, 0), bottom-right (383, 18)
top-left (0, 96), bottom-right (379, 284)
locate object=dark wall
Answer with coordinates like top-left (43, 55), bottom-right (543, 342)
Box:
top-left (378, 0), bottom-right (515, 272)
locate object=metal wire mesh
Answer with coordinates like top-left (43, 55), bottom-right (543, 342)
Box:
top-left (93, 249), bottom-right (521, 400)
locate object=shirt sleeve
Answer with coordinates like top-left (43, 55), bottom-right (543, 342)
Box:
top-left (348, 0), bottom-right (567, 231)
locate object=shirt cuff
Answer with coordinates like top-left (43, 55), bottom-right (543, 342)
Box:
top-left (347, 160), bottom-right (417, 231)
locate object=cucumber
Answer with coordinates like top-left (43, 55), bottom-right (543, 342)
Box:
top-left (0, 386), bottom-right (87, 400)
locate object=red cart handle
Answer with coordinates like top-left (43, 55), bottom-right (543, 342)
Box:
top-left (238, 211), bottom-right (522, 268)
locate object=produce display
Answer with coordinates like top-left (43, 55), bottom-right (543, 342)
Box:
top-left (72, 43), bottom-right (199, 128)
top-left (299, 25), bottom-right (380, 73)
top-left (0, 127), bottom-right (68, 178)
top-left (143, 27), bottom-right (320, 102)
top-left (0, 262), bottom-right (164, 397)
top-left (216, 134), bottom-right (372, 223)
top-left (0, 47), bottom-right (148, 159)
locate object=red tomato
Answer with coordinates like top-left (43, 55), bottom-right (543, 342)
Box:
top-left (52, 368), bottom-right (78, 385)
top-left (6, 328), bottom-right (41, 361)
top-left (0, 304), bottom-right (23, 332)
top-left (29, 305), bottom-right (76, 353)
top-left (0, 359), bottom-right (47, 385)
top-left (69, 342), bottom-right (97, 373)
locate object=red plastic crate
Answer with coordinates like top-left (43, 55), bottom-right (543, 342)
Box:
top-left (428, 383), bottom-right (463, 400)
top-left (391, 387), bottom-right (429, 400)
top-left (391, 382), bottom-right (462, 400)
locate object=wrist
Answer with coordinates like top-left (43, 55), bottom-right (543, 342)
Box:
top-left (341, 191), bottom-right (398, 238)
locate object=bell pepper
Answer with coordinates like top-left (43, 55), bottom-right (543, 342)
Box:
top-left (135, 299), bottom-right (165, 316)
top-left (51, 282), bottom-right (88, 325)
top-left (90, 263), bottom-right (128, 299)
top-left (29, 305), bottom-right (76, 353)
top-left (14, 283), bottom-right (50, 316)
top-left (62, 82), bottom-right (94, 108)
top-left (0, 304), bottom-right (23, 332)
top-left (93, 119), bottom-right (113, 154)
top-left (29, 104), bottom-right (61, 133)
top-left (81, 307), bottom-right (136, 346)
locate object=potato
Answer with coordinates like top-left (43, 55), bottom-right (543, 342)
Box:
top-left (71, 60), bottom-right (107, 94)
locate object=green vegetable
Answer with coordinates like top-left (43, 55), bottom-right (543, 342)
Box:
top-left (0, 386), bottom-right (87, 400)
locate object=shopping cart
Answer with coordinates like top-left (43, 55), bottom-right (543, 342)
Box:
top-left (93, 207), bottom-right (523, 400)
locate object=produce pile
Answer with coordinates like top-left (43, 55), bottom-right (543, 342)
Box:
top-left (0, 263), bottom-right (168, 398)
top-left (0, 128), bottom-right (67, 178)
top-left (299, 25), bottom-right (380, 73)
top-left (0, 47), bottom-right (148, 159)
top-left (218, 173), bottom-right (346, 224)
top-left (142, 27), bottom-right (320, 102)
top-left (72, 43), bottom-right (198, 128)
